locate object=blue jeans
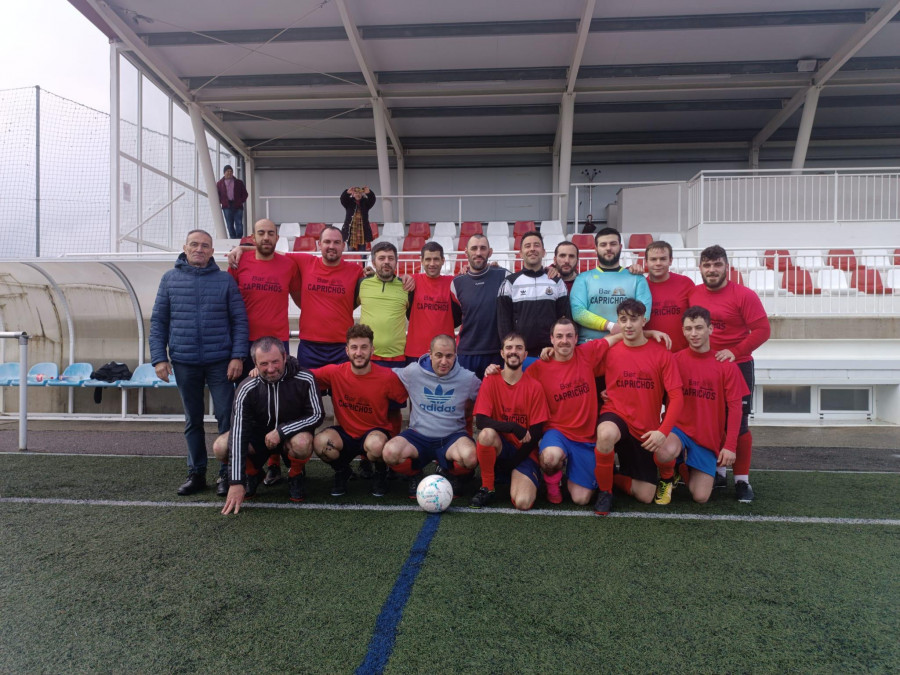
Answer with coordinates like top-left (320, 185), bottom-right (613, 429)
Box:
top-left (222, 208), bottom-right (244, 238)
top-left (172, 360), bottom-right (234, 477)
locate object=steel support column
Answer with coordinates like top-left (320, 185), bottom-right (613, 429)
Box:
top-left (557, 93), bottom-right (575, 231)
top-left (189, 102), bottom-right (227, 238)
top-left (792, 86), bottom-right (821, 170)
top-left (372, 98), bottom-right (393, 223)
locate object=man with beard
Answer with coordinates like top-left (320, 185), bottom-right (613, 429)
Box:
top-left (228, 226), bottom-right (365, 370)
top-left (382, 334), bottom-right (481, 497)
top-left (470, 332), bottom-right (549, 510)
top-left (311, 324), bottom-right (409, 497)
top-left (449, 234), bottom-right (509, 378)
top-left (689, 245), bottom-right (770, 503)
top-left (219, 337), bottom-right (324, 514)
top-left (551, 240), bottom-right (580, 294)
top-left (570, 227), bottom-right (652, 344)
top-left (405, 241), bottom-right (461, 362)
top-left (497, 231), bottom-right (570, 362)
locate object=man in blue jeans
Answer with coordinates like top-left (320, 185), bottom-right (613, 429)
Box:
top-left (216, 165), bottom-right (249, 238)
top-left (150, 229), bottom-right (249, 495)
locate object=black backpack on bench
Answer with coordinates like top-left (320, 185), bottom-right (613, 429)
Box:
top-left (89, 362), bottom-right (133, 403)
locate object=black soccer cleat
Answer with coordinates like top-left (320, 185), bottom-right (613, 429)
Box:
top-left (468, 487), bottom-right (496, 509)
top-left (330, 467), bottom-right (353, 497)
top-left (288, 473), bottom-right (306, 503)
top-left (735, 480), bottom-right (755, 503)
top-left (263, 463), bottom-right (284, 486)
top-left (245, 472), bottom-right (262, 499)
top-left (713, 473), bottom-right (727, 490)
top-left (593, 489), bottom-right (613, 516)
top-left (358, 457), bottom-right (375, 480)
top-left (216, 475), bottom-right (229, 498)
top-left (372, 467), bottom-right (389, 497)
top-left (407, 472), bottom-right (424, 499)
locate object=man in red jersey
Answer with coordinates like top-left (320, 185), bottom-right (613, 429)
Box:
top-left (689, 245), bottom-right (770, 503)
top-left (594, 299), bottom-right (683, 515)
top-left (644, 240), bottom-right (695, 352)
top-left (470, 332), bottom-right (549, 510)
top-left (311, 324), bottom-right (409, 498)
top-left (227, 218), bottom-right (302, 492)
top-left (405, 241), bottom-right (461, 362)
top-left (229, 225), bottom-right (365, 369)
top-left (654, 306), bottom-right (749, 504)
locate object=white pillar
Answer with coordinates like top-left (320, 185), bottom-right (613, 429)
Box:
top-left (244, 155), bottom-right (256, 227)
top-left (557, 93), bottom-right (575, 233)
top-left (188, 102), bottom-right (227, 238)
top-left (372, 98), bottom-right (393, 223)
top-left (551, 150), bottom-right (560, 220)
top-left (109, 44), bottom-right (120, 252)
top-left (792, 86), bottom-right (821, 170)
top-left (396, 154), bottom-right (405, 224)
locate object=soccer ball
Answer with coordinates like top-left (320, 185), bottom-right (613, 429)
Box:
top-left (415, 474), bottom-right (454, 513)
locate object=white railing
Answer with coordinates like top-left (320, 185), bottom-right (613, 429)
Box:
top-left (686, 168), bottom-right (900, 226)
top-left (0, 331), bottom-right (29, 449)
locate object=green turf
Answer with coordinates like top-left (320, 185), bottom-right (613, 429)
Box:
top-left (0, 454), bottom-right (898, 673)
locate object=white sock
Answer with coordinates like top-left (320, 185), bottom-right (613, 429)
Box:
top-left (734, 474), bottom-right (749, 484)
top-left (716, 467), bottom-right (727, 478)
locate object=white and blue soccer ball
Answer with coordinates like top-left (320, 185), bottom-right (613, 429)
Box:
top-left (416, 474), bottom-right (454, 513)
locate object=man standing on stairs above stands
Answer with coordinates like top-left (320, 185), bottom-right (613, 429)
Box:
top-left (216, 165), bottom-right (248, 239)
top-left (689, 245), bottom-right (770, 504)
top-left (570, 227), bottom-right (653, 344)
top-left (450, 234), bottom-right (509, 379)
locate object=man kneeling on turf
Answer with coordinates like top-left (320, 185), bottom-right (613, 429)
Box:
top-left (654, 306), bottom-right (749, 504)
top-left (219, 337), bottom-right (324, 515)
top-left (594, 299), bottom-right (683, 515)
top-left (470, 332), bottom-right (549, 510)
top-left (382, 334), bottom-right (481, 498)
top-left (311, 324), bottom-right (409, 498)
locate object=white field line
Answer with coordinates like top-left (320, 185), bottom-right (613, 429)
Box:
top-left (1, 496), bottom-right (898, 526)
top-left (0, 452), bottom-right (897, 475)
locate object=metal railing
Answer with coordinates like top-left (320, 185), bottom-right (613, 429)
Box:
top-left (686, 167), bottom-right (900, 226)
top-left (1, 331), bottom-right (29, 450)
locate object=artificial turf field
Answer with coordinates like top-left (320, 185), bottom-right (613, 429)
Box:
top-left (0, 453), bottom-right (897, 674)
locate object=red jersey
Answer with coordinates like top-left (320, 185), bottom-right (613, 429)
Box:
top-left (526, 339), bottom-right (609, 443)
top-left (289, 253), bottom-right (364, 343)
top-left (405, 274), bottom-right (458, 359)
top-left (646, 273), bottom-right (695, 352)
top-left (603, 340), bottom-right (683, 439)
top-left (688, 282), bottom-right (770, 364)
top-left (230, 253), bottom-right (301, 341)
top-left (674, 348), bottom-right (749, 454)
top-left (473, 372), bottom-right (550, 448)
top-left (311, 362), bottom-right (408, 438)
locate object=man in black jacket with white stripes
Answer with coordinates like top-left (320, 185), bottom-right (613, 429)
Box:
top-left (218, 336), bottom-right (323, 514)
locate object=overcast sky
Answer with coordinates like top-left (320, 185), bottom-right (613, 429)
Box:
top-left (2, 0), bottom-right (110, 112)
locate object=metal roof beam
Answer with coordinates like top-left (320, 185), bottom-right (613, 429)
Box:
top-left (752, 0), bottom-right (900, 151)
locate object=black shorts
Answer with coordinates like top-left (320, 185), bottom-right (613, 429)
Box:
top-left (736, 359), bottom-right (755, 435)
top-left (330, 426), bottom-right (391, 464)
top-left (598, 411), bottom-right (658, 485)
top-left (246, 425), bottom-right (315, 469)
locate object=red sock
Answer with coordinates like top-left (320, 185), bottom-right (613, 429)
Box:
top-left (475, 443), bottom-right (497, 491)
top-left (266, 454), bottom-right (279, 468)
top-left (392, 458), bottom-right (416, 476)
top-left (678, 462), bottom-right (690, 484)
top-left (655, 455), bottom-right (675, 481)
top-left (594, 450), bottom-right (615, 493)
top-left (734, 431), bottom-right (753, 476)
top-left (288, 456), bottom-right (308, 478)
top-left (246, 459), bottom-right (259, 476)
top-left (544, 470), bottom-right (562, 487)
top-left (613, 473), bottom-right (633, 495)
top-left (449, 461), bottom-right (471, 476)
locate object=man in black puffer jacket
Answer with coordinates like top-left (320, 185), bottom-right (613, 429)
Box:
top-left (218, 337), bottom-right (324, 514)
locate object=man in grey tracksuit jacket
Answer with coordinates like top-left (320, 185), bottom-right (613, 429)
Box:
top-left (383, 334), bottom-right (481, 489)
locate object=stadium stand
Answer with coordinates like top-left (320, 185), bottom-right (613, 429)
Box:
top-left (628, 233), bottom-right (653, 249)
top-left (486, 222), bottom-right (510, 240)
top-left (382, 222), bottom-right (405, 240)
top-left (407, 222), bottom-right (431, 238)
top-left (827, 248), bottom-right (857, 271)
top-left (782, 266), bottom-right (820, 295)
top-left (539, 221), bottom-right (563, 236)
top-left (433, 222), bottom-right (457, 238)
top-left (817, 269), bottom-right (856, 294)
top-left (279, 223), bottom-right (301, 240)
top-left (303, 222), bottom-right (326, 239)
top-left (460, 221), bottom-right (483, 237)
top-left (293, 236), bottom-right (317, 252)
top-left (655, 232), bottom-right (685, 248)
top-left (852, 267), bottom-right (886, 294)
top-left (402, 235), bottom-right (426, 252)
top-left (765, 249), bottom-right (793, 271)
top-left (796, 249), bottom-right (828, 271)
top-left (513, 221), bottom-right (535, 238)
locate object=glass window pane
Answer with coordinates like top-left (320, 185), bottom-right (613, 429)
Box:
top-left (141, 76), bottom-right (169, 171)
top-left (119, 56), bottom-right (138, 157)
top-left (762, 386), bottom-right (811, 414)
top-left (820, 389), bottom-right (869, 412)
top-left (172, 104), bottom-right (195, 188)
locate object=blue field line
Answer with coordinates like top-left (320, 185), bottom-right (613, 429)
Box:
top-left (356, 513), bottom-right (442, 675)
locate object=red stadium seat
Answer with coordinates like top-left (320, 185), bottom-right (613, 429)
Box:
top-left (293, 236), bottom-right (317, 252)
top-left (239, 235), bottom-right (254, 246)
top-left (627, 233), bottom-right (653, 250)
top-left (764, 249), bottom-right (793, 271)
top-left (402, 235), bottom-right (426, 252)
top-left (513, 221), bottom-right (535, 237)
top-left (781, 265), bottom-right (820, 295)
top-left (728, 268), bottom-right (744, 286)
top-left (894, 248), bottom-right (900, 266)
top-left (460, 221), bottom-right (483, 237)
top-left (827, 248), bottom-right (857, 271)
top-left (407, 222), bottom-right (431, 238)
top-left (570, 234), bottom-right (594, 251)
top-left (851, 266), bottom-right (885, 294)
top-left (304, 222), bottom-right (326, 239)
top-left (369, 222), bottom-right (380, 239)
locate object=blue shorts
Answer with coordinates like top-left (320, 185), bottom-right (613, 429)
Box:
top-left (399, 428), bottom-right (469, 469)
top-left (497, 440), bottom-right (540, 488)
top-left (672, 427), bottom-right (717, 477)
top-left (297, 341), bottom-right (348, 370)
top-left (457, 353), bottom-right (502, 380)
top-left (539, 428), bottom-right (597, 490)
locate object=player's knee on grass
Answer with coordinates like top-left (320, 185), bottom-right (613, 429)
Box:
top-left (568, 482), bottom-right (593, 505)
top-left (476, 427), bottom-right (501, 448)
top-left (595, 421), bottom-right (620, 453)
top-left (363, 430), bottom-right (388, 459)
top-left (690, 472), bottom-right (714, 504)
top-left (212, 432), bottom-right (230, 463)
top-left (631, 479), bottom-right (656, 504)
top-left (286, 432), bottom-right (313, 460)
top-left (510, 475), bottom-right (536, 511)
top-left (313, 430), bottom-right (342, 462)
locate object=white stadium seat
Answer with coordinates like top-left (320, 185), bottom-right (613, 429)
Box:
top-left (816, 269), bottom-right (856, 294)
top-left (655, 232), bottom-right (684, 248)
top-left (671, 250), bottom-right (696, 272)
top-left (486, 222), bottom-right (510, 239)
top-left (279, 222), bottom-right (301, 239)
top-left (858, 248), bottom-right (892, 270)
top-left (540, 220), bottom-right (563, 236)
top-left (433, 222), bottom-right (458, 238)
top-left (746, 269), bottom-right (778, 294)
top-left (382, 222), bottom-right (405, 239)
top-left (795, 249), bottom-right (828, 271)
top-left (730, 250), bottom-right (765, 271)
top-left (884, 268), bottom-right (900, 293)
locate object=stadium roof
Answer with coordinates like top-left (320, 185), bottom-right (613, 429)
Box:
top-left (72, 0), bottom-right (900, 169)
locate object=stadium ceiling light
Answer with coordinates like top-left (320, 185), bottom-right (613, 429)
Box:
top-left (797, 59), bottom-right (818, 73)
